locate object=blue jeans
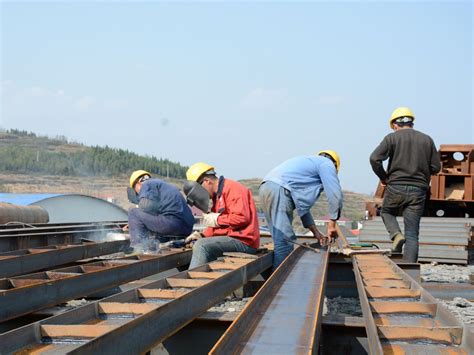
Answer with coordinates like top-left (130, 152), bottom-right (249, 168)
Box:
top-left (259, 181), bottom-right (296, 268)
top-left (381, 184), bottom-right (427, 263)
top-left (128, 208), bottom-right (193, 243)
top-left (189, 236), bottom-right (256, 269)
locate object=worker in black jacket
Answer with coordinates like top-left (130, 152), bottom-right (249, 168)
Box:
top-left (370, 107), bottom-right (440, 262)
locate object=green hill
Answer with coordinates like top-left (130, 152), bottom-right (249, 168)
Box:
top-left (0, 129), bottom-right (187, 178)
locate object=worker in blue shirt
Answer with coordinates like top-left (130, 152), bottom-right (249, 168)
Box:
top-left (127, 170), bottom-right (194, 253)
top-left (259, 151), bottom-right (343, 268)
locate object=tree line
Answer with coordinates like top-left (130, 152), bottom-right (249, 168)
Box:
top-left (0, 130), bottom-right (187, 178)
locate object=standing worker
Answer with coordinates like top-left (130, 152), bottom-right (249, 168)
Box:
top-left (184, 163), bottom-right (260, 268)
top-left (259, 152), bottom-right (343, 268)
top-left (370, 107), bottom-right (440, 262)
top-left (127, 170), bottom-right (195, 253)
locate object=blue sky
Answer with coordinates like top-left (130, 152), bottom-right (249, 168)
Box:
top-left (1, 1), bottom-right (472, 194)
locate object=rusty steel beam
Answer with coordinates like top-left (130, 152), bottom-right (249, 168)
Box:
top-left (352, 253), bottom-right (473, 354)
top-left (0, 221), bottom-right (127, 252)
top-left (210, 245), bottom-right (329, 354)
top-left (0, 239), bottom-right (130, 278)
top-left (0, 252), bottom-right (273, 354)
top-left (0, 249), bottom-right (191, 322)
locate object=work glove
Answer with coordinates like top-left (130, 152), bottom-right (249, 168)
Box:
top-left (185, 231), bottom-right (203, 244)
top-left (202, 212), bottom-right (220, 228)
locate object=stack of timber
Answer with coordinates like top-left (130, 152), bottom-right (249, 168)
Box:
top-left (359, 217), bottom-right (474, 264)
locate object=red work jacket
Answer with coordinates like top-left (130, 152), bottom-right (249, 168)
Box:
top-left (203, 177), bottom-right (260, 249)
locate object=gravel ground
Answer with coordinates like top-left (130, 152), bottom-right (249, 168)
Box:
top-left (421, 263), bottom-right (474, 283)
top-left (207, 297), bottom-right (250, 313)
top-left (439, 297), bottom-right (474, 324)
top-left (323, 297), bottom-right (362, 317)
top-left (420, 263), bottom-right (474, 324)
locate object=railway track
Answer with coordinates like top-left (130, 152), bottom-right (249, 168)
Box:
top-left (353, 253), bottom-right (474, 354)
top-left (210, 245), bottom-right (329, 354)
top-left (0, 249), bottom-right (191, 322)
top-left (0, 252), bottom-right (273, 354)
top-left (0, 239), bottom-right (129, 278)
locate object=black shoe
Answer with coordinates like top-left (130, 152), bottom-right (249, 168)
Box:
top-left (391, 233), bottom-right (405, 253)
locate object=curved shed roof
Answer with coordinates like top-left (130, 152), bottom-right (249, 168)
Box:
top-left (0, 193), bottom-right (127, 223)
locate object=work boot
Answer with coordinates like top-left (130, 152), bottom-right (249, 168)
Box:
top-left (391, 232), bottom-right (405, 253)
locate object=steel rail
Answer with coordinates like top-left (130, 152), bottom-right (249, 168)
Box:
top-left (210, 245), bottom-right (329, 354)
top-left (0, 252), bottom-right (272, 354)
top-left (0, 239), bottom-right (130, 278)
top-left (0, 249), bottom-right (191, 322)
top-left (353, 253), bottom-right (474, 354)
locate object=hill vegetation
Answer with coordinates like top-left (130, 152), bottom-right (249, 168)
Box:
top-left (0, 129), bottom-right (187, 178)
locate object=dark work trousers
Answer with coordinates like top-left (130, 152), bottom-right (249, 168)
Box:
top-left (128, 208), bottom-right (192, 243)
top-left (381, 184), bottom-right (427, 263)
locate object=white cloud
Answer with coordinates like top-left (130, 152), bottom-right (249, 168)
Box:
top-left (317, 95), bottom-right (344, 105)
top-left (75, 96), bottom-right (96, 111)
top-left (22, 86), bottom-right (66, 99)
top-left (27, 86), bottom-right (51, 97)
top-left (241, 88), bottom-right (289, 110)
top-left (103, 99), bottom-right (128, 110)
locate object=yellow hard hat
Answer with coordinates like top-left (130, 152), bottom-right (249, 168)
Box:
top-left (129, 170), bottom-right (151, 188)
top-left (389, 107), bottom-right (415, 129)
top-left (318, 150), bottom-right (341, 172)
top-left (186, 162), bottom-right (215, 182)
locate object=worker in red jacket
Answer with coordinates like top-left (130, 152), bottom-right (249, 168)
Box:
top-left (184, 162), bottom-right (260, 268)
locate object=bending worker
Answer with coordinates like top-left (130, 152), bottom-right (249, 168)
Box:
top-left (184, 163), bottom-right (260, 268)
top-left (370, 107), bottom-right (440, 262)
top-left (127, 170), bottom-right (194, 253)
top-left (259, 151), bottom-right (343, 268)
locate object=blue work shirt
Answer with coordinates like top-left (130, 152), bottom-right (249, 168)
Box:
top-left (138, 178), bottom-right (195, 228)
top-left (262, 155), bottom-right (343, 226)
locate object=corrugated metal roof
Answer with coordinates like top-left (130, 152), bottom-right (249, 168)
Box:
top-left (0, 193), bottom-right (62, 205)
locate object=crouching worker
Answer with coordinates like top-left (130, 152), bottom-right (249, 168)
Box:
top-left (127, 170), bottom-right (194, 253)
top-left (183, 163), bottom-right (260, 268)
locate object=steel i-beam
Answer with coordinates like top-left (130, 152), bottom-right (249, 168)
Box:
top-left (0, 252), bottom-right (273, 354)
top-left (0, 249), bottom-right (191, 322)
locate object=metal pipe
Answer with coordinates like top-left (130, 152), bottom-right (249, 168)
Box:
top-left (0, 203), bottom-right (49, 224)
